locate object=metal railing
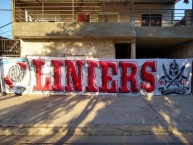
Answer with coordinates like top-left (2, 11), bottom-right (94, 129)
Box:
top-left (0, 39), bottom-right (20, 57)
top-left (13, 0), bottom-right (192, 27)
top-left (134, 9), bottom-right (192, 27)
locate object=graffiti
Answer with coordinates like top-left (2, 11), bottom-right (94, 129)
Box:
top-left (8, 64), bottom-right (24, 82)
top-left (31, 59), bottom-right (157, 93)
top-left (1, 58), bottom-right (30, 95)
top-left (158, 60), bottom-right (190, 95)
top-left (0, 57), bottom-right (192, 95)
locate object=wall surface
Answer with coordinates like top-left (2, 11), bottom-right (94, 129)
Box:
top-left (166, 40), bottom-right (193, 58)
top-left (21, 39), bottom-right (115, 58)
top-left (136, 27), bottom-right (193, 39)
top-left (13, 22), bottom-right (136, 38)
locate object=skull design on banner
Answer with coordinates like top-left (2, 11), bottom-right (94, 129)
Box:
top-left (158, 60), bottom-right (190, 95)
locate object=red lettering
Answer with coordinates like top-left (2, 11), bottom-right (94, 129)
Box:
top-left (32, 59), bottom-right (51, 91)
top-left (119, 62), bottom-right (139, 93)
top-left (51, 60), bottom-right (63, 91)
top-left (65, 60), bottom-right (84, 92)
top-left (99, 61), bottom-right (118, 93)
top-left (141, 61), bottom-right (157, 92)
top-left (86, 61), bottom-right (98, 92)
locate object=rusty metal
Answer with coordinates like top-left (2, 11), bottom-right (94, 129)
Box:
top-left (0, 39), bottom-right (20, 57)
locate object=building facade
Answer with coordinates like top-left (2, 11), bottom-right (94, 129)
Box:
top-left (12, 0), bottom-right (193, 59)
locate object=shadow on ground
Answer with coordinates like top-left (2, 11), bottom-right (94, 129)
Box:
top-left (0, 94), bottom-right (193, 144)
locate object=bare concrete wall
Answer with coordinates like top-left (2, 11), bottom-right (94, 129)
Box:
top-left (20, 39), bottom-right (115, 58)
top-left (13, 22), bottom-right (136, 38)
top-left (166, 40), bottom-right (193, 58)
top-left (136, 27), bottom-right (193, 39)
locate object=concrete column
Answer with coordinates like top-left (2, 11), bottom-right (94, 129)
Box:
top-left (130, 0), bottom-right (134, 22)
top-left (131, 42), bottom-right (136, 59)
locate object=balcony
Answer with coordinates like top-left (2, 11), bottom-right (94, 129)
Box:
top-left (13, 0), bottom-right (192, 26)
top-left (12, 0), bottom-right (193, 39)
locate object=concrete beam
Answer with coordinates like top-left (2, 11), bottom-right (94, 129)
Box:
top-left (131, 42), bottom-right (136, 59)
top-left (136, 27), bottom-right (193, 39)
top-left (13, 22), bottom-right (136, 39)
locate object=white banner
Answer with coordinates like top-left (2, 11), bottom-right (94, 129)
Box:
top-left (0, 56), bottom-right (192, 95)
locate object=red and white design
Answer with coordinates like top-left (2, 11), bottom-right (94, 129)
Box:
top-left (0, 57), bottom-right (192, 95)
top-left (0, 58), bottom-right (30, 95)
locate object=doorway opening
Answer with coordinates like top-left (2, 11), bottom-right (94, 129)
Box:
top-left (115, 43), bottom-right (131, 59)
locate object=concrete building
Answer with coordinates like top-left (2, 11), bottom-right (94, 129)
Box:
top-left (12, 0), bottom-right (193, 59)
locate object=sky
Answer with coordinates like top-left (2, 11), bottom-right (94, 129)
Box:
top-left (0, 0), bottom-right (192, 39)
top-left (0, 0), bottom-right (12, 39)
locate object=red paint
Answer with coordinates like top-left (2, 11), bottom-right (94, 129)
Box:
top-left (141, 61), bottom-right (157, 92)
top-left (65, 60), bottom-right (84, 92)
top-left (86, 61), bottom-right (98, 92)
top-left (29, 59), bottom-right (159, 93)
top-left (51, 60), bottom-right (63, 91)
top-left (77, 12), bottom-right (86, 22)
top-left (17, 62), bottom-right (27, 70)
top-left (159, 79), bottom-right (165, 86)
top-left (99, 61), bottom-right (118, 93)
top-left (4, 76), bottom-right (14, 89)
top-left (32, 59), bottom-right (51, 91)
top-left (119, 62), bottom-right (139, 93)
